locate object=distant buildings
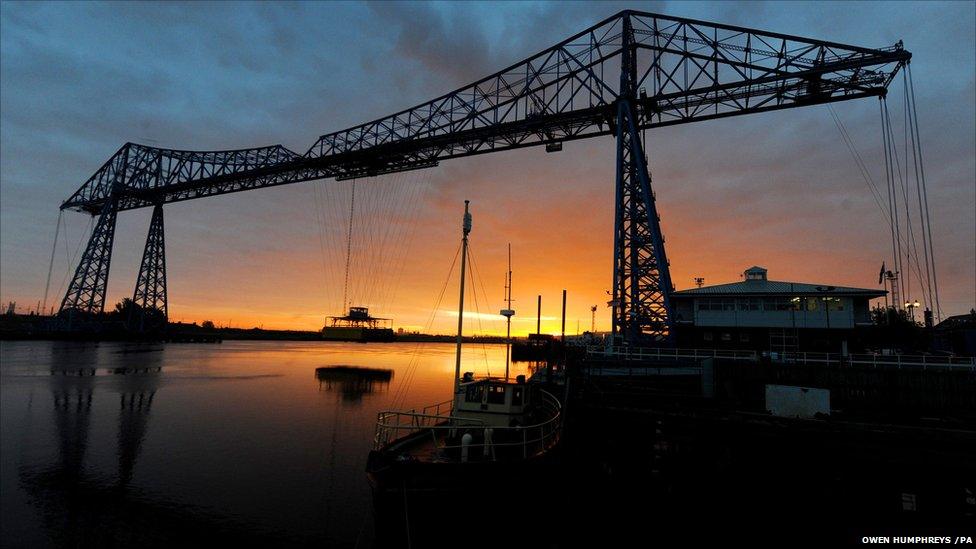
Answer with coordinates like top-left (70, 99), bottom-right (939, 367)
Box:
top-left (671, 266), bottom-right (885, 353)
top-left (932, 312), bottom-right (976, 356)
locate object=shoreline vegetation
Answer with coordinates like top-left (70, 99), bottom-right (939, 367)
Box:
top-left (0, 313), bottom-right (515, 343)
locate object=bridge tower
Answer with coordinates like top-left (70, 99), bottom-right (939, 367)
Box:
top-left (131, 203), bottom-right (168, 328)
top-left (612, 14), bottom-right (674, 344)
top-left (59, 197), bottom-right (119, 317)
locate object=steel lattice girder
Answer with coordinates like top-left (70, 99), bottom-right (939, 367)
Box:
top-left (59, 199), bottom-right (118, 314)
top-left (613, 101), bottom-right (672, 342)
top-left (60, 10), bottom-right (910, 214)
top-left (611, 16), bottom-right (673, 342)
top-left (132, 204), bottom-right (168, 320)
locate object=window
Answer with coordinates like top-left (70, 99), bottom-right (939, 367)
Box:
top-left (511, 387), bottom-right (524, 406)
top-left (699, 298), bottom-right (735, 311)
top-left (738, 298), bottom-right (760, 311)
top-left (764, 298), bottom-right (792, 311)
top-left (465, 384), bottom-right (485, 403)
top-left (703, 332), bottom-right (713, 341)
top-left (740, 333), bottom-right (750, 342)
top-left (806, 298), bottom-right (820, 312)
top-left (721, 332), bottom-right (732, 342)
top-left (487, 384), bottom-right (506, 405)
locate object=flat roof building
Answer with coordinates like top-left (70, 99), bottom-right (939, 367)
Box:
top-left (671, 266), bottom-right (885, 353)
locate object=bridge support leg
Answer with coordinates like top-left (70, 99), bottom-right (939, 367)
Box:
top-left (611, 14), bottom-right (673, 344)
top-left (131, 204), bottom-right (168, 330)
top-left (59, 199), bottom-right (119, 317)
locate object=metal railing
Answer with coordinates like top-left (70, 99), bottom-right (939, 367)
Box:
top-left (586, 345), bottom-right (758, 362)
top-left (373, 390), bottom-right (562, 461)
top-left (585, 345), bottom-right (975, 372)
top-left (780, 352), bottom-right (975, 371)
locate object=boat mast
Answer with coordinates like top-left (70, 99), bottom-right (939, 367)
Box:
top-left (503, 243), bottom-right (514, 380)
top-left (454, 200), bottom-right (472, 396)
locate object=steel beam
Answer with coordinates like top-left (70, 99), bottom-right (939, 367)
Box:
top-left (52, 10), bottom-right (913, 345)
top-left (612, 15), bottom-right (673, 343)
top-left (59, 198), bottom-right (119, 316)
top-left (131, 204), bottom-right (167, 330)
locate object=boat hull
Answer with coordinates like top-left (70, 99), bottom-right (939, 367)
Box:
top-left (367, 444), bottom-right (563, 548)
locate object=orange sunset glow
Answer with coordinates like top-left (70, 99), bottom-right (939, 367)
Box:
top-left (1, 2), bottom-right (972, 335)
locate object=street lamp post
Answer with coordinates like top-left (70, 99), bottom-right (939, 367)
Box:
top-left (905, 300), bottom-right (921, 323)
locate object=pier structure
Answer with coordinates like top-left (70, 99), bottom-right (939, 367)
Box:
top-left (55, 11), bottom-right (911, 343)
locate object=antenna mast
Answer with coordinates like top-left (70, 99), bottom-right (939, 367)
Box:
top-left (501, 243), bottom-right (515, 380)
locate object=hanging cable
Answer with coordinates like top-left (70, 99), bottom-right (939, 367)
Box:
top-left (879, 98), bottom-right (901, 307)
top-left (907, 63), bottom-right (942, 321)
top-left (54, 214), bottom-right (93, 306)
top-left (827, 104), bottom-right (890, 223)
top-left (880, 96), bottom-right (933, 310)
top-left (886, 96), bottom-right (930, 308)
top-left (41, 210), bottom-right (63, 315)
top-left (884, 98), bottom-right (912, 305)
top-left (904, 70), bottom-right (934, 319)
top-left (341, 179), bottom-right (357, 313)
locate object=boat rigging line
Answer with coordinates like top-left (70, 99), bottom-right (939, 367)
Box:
top-left (387, 241), bottom-right (462, 411)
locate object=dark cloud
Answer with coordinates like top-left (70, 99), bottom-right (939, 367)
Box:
top-left (0, 1), bottom-right (972, 324)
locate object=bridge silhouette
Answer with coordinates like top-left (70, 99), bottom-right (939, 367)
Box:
top-left (56, 10), bottom-right (910, 343)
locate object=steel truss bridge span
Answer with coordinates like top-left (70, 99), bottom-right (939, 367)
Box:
top-left (57, 10), bottom-right (910, 342)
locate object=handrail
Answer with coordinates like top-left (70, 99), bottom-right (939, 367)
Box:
top-left (584, 345), bottom-right (975, 371)
top-left (585, 345), bottom-right (757, 361)
top-left (373, 390), bottom-right (562, 460)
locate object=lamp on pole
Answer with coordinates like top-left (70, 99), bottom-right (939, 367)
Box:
top-left (905, 300), bottom-right (920, 323)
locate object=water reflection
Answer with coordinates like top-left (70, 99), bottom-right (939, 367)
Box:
top-left (3, 340), bottom-right (526, 548)
top-left (12, 342), bottom-right (291, 547)
top-left (112, 349), bottom-right (162, 488)
top-left (48, 344), bottom-right (98, 485)
top-left (315, 365), bottom-right (394, 403)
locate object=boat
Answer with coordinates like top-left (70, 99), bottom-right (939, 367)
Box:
top-left (365, 200), bottom-right (563, 495)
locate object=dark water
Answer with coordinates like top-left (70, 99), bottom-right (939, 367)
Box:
top-left (0, 340), bottom-right (529, 548)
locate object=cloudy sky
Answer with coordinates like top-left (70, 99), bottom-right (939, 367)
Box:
top-left (1, 1), bottom-right (973, 334)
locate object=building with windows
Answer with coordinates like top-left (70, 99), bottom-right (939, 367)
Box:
top-left (670, 266), bottom-right (885, 353)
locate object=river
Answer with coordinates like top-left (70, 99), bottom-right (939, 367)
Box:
top-left (0, 340), bottom-right (532, 548)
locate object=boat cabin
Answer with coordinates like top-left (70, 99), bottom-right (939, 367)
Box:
top-left (453, 373), bottom-right (532, 427)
